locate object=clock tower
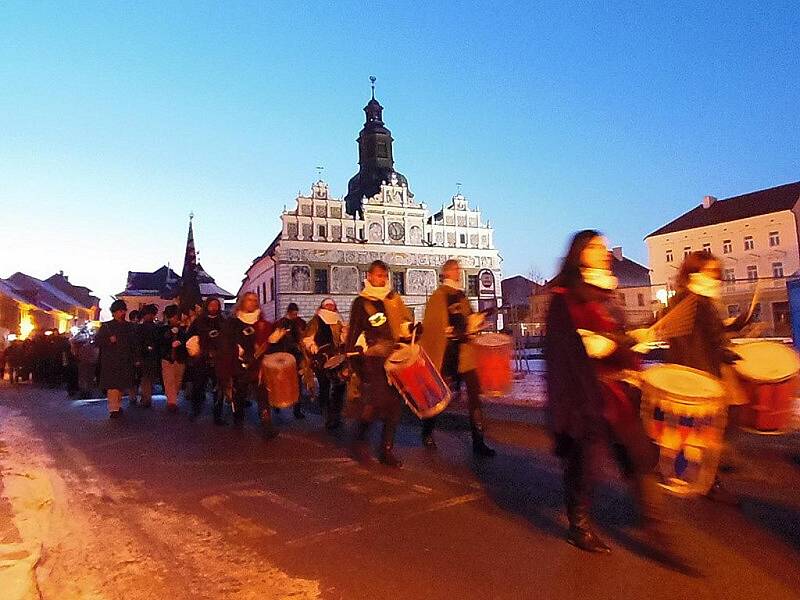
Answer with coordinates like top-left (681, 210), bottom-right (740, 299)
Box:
top-left (344, 77), bottom-right (410, 217)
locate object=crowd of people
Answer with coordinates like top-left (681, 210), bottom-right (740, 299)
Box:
top-left (88, 259), bottom-right (495, 467)
top-left (1, 243), bottom-right (762, 556)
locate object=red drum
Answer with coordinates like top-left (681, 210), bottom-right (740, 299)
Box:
top-left (385, 344), bottom-right (451, 419)
top-left (472, 333), bottom-right (513, 397)
top-left (733, 341), bottom-right (800, 433)
top-left (261, 352), bottom-right (299, 409)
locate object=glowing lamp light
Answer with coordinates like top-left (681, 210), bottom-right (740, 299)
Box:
top-left (655, 289), bottom-right (675, 305)
top-left (70, 326), bottom-right (80, 337)
top-left (19, 313), bottom-right (35, 340)
top-left (44, 330), bottom-right (54, 336)
top-left (7, 334), bottom-right (17, 342)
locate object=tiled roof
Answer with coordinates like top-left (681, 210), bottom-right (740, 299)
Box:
top-left (647, 181), bottom-right (800, 238)
top-left (612, 256), bottom-right (651, 288)
top-left (121, 265), bottom-right (233, 300)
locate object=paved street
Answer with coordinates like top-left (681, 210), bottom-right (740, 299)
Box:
top-left (1, 381), bottom-right (799, 600)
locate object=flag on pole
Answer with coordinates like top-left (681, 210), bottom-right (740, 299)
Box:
top-left (178, 214), bottom-right (203, 315)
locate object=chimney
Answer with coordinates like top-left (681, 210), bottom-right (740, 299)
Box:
top-left (611, 246), bottom-right (623, 261)
top-left (702, 195), bottom-right (717, 209)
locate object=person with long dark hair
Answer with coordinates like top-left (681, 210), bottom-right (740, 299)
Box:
top-left (665, 250), bottom-right (750, 505)
top-left (545, 230), bottom-right (666, 553)
top-left (187, 297), bottom-right (228, 423)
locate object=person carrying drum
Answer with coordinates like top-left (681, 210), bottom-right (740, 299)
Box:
top-left (304, 298), bottom-right (348, 431)
top-left (418, 259), bottom-right (495, 456)
top-left (345, 260), bottom-right (417, 467)
top-left (545, 230), bottom-right (668, 554)
top-left (222, 292), bottom-right (279, 436)
top-left (665, 251), bottom-right (751, 505)
top-left (187, 297), bottom-right (228, 423)
top-left (267, 302), bottom-right (308, 420)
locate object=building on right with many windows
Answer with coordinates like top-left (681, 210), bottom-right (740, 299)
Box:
top-left (645, 181), bottom-right (800, 336)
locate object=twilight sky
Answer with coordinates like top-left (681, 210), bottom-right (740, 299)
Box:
top-left (1, 1), bottom-right (798, 311)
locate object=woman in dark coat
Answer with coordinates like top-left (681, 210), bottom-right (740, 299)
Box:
top-left (96, 299), bottom-right (137, 418)
top-left (545, 230), bottom-right (664, 553)
top-left (666, 251), bottom-right (750, 504)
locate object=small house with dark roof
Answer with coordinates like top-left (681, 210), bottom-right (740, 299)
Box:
top-left (646, 181), bottom-right (800, 336)
top-left (116, 264), bottom-right (233, 316)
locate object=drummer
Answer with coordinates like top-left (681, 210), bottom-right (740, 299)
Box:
top-left (345, 260), bottom-right (416, 467)
top-left (665, 251), bottom-right (751, 505)
top-left (418, 259), bottom-right (495, 456)
top-left (303, 298), bottom-right (348, 431)
top-left (545, 230), bottom-right (668, 554)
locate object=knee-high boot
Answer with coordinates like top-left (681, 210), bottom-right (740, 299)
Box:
top-left (380, 420), bottom-right (401, 467)
top-left (470, 408), bottom-right (496, 457)
top-left (421, 416), bottom-right (437, 448)
top-left (564, 446), bottom-right (610, 554)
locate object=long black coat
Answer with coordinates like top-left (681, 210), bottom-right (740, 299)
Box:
top-left (544, 291), bottom-right (606, 443)
top-left (96, 319), bottom-right (136, 391)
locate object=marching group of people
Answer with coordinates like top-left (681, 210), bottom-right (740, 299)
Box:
top-left (93, 258), bottom-right (495, 468)
top-left (3, 237), bottom-right (760, 555)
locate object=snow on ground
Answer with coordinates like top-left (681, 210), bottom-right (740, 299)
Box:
top-left (0, 405), bottom-right (321, 600)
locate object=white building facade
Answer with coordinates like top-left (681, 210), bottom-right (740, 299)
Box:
top-left (646, 182), bottom-right (800, 335)
top-left (240, 90), bottom-right (502, 322)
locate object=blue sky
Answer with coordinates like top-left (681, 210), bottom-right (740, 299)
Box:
top-left (1, 1), bottom-right (798, 310)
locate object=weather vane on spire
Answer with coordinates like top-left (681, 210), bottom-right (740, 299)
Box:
top-left (189, 211), bottom-right (194, 221)
top-left (370, 75), bottom-right (376, 100)
top-left (316, 165), bottom-right (325, 180)
top-left (456, 182), bottom-right (463, 195)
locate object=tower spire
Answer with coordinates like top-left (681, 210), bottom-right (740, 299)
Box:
top-left (370, 75), bottom-right (376, 100)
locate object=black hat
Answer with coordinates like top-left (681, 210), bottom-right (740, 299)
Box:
top-left (287, 302), bottom-right (299, 313)
top-left (141, 304), bottom-right (158, 316)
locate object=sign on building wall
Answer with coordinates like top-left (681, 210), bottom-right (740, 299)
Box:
top-left (477, 268), bottom-right (499, 331)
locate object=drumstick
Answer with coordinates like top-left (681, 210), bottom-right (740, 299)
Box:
top-left (646, 294), bottom-right (698, 342)
top-left (745, 279), bottom-right (762, 321)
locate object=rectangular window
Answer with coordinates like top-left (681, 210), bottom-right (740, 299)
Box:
top-left (318, 224), bottom-right (326, 238)
top-left (751, 303), bottom-right (762, 322)
top-left (269, 278), bottom-right (275, 301)
top-left (722, 240), bottom-right (732, 254)
top-left (744, 236), bottom-right (754, 251)
top-left (392, 271), bottom-right (405, 295)
top-left (619, 293), bottom-right (627, 306)
top-left (358, 227), bottom-right (364, 240)
top-left (746, 265), bottom-right (758, 280)
top-left (262, 282), bottom-right (266, 304)
top-left (702, 243), bottom-right (711, 254)
top-left (723, 268), bottom-right (735, 282)
top-left (314, 269), bottom-right (329, 294)
top-left (683, 246), bottom-right (691, 258)
top-left (772, 262), bottom-right (784, 278)
top-left (769, 231), bottom-right (780, 247)
top-left (460, 233), bottom-right (466, 244)
top-left (665, 250), bottom-right (673, 263)
top-left (637, 293), bottom-right (645, 307)
top-left (727, 304), bottom-right (740, 318)
top-left (467, 274), bottom-right (479, 297)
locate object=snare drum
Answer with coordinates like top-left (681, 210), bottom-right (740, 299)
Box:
top-left (733, 341), bottom-right (800, 433)
top-left (385, 344), bottom-right (451, 419)
top-left (641, 364), bottom-right (726, 496)
top-left (260, 352), bottom-right (299, 409)
top-left (471, 332), bottom-right (513, 397)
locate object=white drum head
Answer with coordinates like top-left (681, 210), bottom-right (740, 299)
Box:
top-left (263, 352), bottom-right (296, 370)
top-left (386, 344), bottom-right (420, 368)
top-left (642, 364), bottom-right (724, 401)
top-left (733, 341), bottom-right (800, 383)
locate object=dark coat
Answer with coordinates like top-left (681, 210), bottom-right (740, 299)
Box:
top-left (544, 291), bottom-right (606, 443)
top-left (666, 290), bottom-right (747, 377)
top-left (187, 313), bottom-right (227, 367)
top-left (96, 319), bottom-right (136, 390)
top-left (268, 316), bottom-right (306, 359)
top-left (137, 321), bottom-right (161, 377)
top-left (158, 324), bottom-right (189, 364)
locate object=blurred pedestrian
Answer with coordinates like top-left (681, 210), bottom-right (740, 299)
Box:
top-left (96, 300), bottom-right (137, 418)
top-left (160, 304), bottom-right (188, 412)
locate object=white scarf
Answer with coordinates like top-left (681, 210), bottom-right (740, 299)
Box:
top-left (443, 278), bottom-right (463, 290)
top-left (237, 309), bottom-right (261, 325)
top-left (688, 272), bottom-right (722, 299)
top-left (318, 308), bottom-right (342, 325)
top-left (581, 268), bottom-right (618, 291)
top-left (360, 281), bottom-right (392, 300)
